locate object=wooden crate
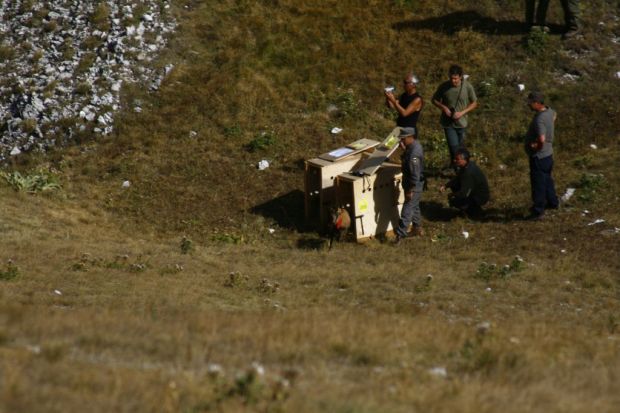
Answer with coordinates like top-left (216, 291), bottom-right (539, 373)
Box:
top-left (335, 164), bottom-right (404, 241)
top-left (304, 155), bottom-right (363, 231)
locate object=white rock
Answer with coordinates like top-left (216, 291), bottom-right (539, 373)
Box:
top-left (10, 147), bottom-right (21, 156)
top-left (561, 187), bottom-right (575, 202)
top-left (590, 143), bottom-right (598, 149)
top-left (587, 219), bottom-right (605, 226)
top-left (258, 160), bottom-right (270, 170)
top-left (330, 127), bottom-right (343, 134)
top-left (428, 367), bottom-right (447, 378)
top-left (462, 231), bottom-right (469, 239)
top-left (54, 289), bottom-right (62, 295)
top-left (122, 180), bottom-right (131, 188)
top-left (517, 83), bottom-right (525, 92)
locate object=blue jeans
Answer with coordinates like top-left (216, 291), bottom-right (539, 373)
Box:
top-left (443, 127), bottom-right (466, 162)
top-left (529, 155), bottom-right (558, 215)
top-left (396, 191), bottom-right (422, 237)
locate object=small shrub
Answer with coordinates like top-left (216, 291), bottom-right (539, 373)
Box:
top-left (246, 131), bottom-right (276, 152)
top-left (577, 173), bottom-right (606, 202)
top-left (76, 53), bottom-right (96, 74)
top-left (180, 236), bottom-right (193, 254)
top-left (75, 82), bottom-right (92, 96)
top-left (475, 256), bottom-right (524, 281)
top-left (90, 3), bottom-right (111, 32)
top-left (1, 170), bottom-right (62, 193)
top-left (332, 89), bottom-right (362, 119)
top-left (523, 28), bottom-right (549, 55)
top-left (0, 260), bottom-right (19, 281)
top-left (224, 124), bottom-right (243, 138)
top-left (422, 130), bottom-right (450, 171)
top-left (0, 44), bottom-right (15, 60)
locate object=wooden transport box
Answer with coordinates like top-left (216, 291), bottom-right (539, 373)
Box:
top-left (336, 165), bottom-right (404, 241)
top-left (304, 154), bottom-right (363, 231)
top-left (304, 139), bottom-right (380, 231)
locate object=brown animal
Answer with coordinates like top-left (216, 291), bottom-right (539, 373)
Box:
top-left (328, 207), bottom-right (351, 249)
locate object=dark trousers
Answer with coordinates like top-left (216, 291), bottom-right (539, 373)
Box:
top-left (525, 0), bottom-right (580, 29)
top-left (449, 195), bottom-right (484, 217)
top-left (525, 0), bottom-right (550, 27)
top-left (443, 127), bottom-right (466, 165)
top-left (529, 155), bottom-right (558, 216)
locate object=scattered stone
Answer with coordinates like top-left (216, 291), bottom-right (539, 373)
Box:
top-left (428, 366), bottom-right (447, 378)
top-left (122, 180), bottom-right (131, 188)
top-left (561, 187), bottom-right (576, 202)
top-left (257, 159), bottom-right (269, 170)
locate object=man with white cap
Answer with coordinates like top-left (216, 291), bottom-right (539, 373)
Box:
top-left (394, 127), bottom-right (424, 244)
top-left (385, 72), bottom-right (423, 137)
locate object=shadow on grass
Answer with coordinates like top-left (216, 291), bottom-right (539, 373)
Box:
top-left (296, 237), bottom-right (328, 250)
top-left (250, 189), bottom-right (309, 232)
top-left (392, 10), bottom-right (564, 36)
top-left (422, 201), bottom-right (525, 223)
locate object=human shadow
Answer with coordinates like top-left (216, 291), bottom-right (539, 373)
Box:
top-left (422, 200), bottom-right (525, 223)
top-left (392, 10), bottom-right (564, 36)
top-left (421, 200), bottom-right (460, 222)
top-left (250, 189), bottom-right (308, 232)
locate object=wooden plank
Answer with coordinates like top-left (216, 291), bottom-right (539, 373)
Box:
top-left (352, 127), bottom-right (401, 176)
top-left (317, 138), bottom-right (380, 162)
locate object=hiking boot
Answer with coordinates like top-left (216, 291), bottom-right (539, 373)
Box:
top-left (562, 27), bottom-right (581, 40)
top-left (412, 226), bottom-right (424, 237)
top-left (393, 234), bottom-right (404, 245)
top-left (525, 212), bottom-right (544, 221)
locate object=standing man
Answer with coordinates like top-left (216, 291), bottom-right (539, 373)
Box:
top-left (385, 73), bottom-right (423, 137)
top-left (394, 127), bottom-right (424, 244)
top-left (440, 148), bottom-right (489, 218)
top-left (432, 64), bottom-right (478, 168)
top-left (525, 1), bottom-right (581, 39)
top-left (524, 91), bottom-right (558, 220)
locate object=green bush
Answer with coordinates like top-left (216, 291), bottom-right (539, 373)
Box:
top-left (1, 170), bottom-right (62, 193)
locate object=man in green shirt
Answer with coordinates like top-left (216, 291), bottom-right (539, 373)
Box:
top-left (432, 65), bottom-right (478, 169)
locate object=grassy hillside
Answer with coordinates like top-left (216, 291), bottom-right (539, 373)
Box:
top-left (1, 1), bottom-right (620, 412)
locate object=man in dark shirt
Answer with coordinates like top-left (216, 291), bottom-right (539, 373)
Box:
top-left (440, 148), bottom-right (489, 217)
top-left (394, 127), bottom-right (424, 244)
top-left (385, 73), bottom-right (423, 138)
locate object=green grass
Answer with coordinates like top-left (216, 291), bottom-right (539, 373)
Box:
top-left (1, 1), bottom-right (619, 412)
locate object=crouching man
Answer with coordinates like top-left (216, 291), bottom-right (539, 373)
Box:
top-left (394, 127), bottom-right (424, 244)
top-left (440, 148), bottom-right (489, 218)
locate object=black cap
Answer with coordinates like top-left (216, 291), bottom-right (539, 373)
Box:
top-left (527, 91), bottom-right (545, 104)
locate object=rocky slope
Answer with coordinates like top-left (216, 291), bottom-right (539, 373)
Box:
top-left (0, 0), bottom-right (176, 161)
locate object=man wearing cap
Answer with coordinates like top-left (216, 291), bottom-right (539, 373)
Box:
top-left (440, 148), bottom-right (490, 218)
top-left (432, 64), bottom-right (478, 168)
top-left (385, 72), bottom-right (423, 137)
top-left (394, 127), bottom-right (424, 244)
top-left (524, 91), bottom-right (559, 220)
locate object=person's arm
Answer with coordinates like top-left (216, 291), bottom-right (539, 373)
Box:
top-left (452, 82), bottom-right (478, 120)
top-left (432, 84), bottom-right (453, 118)
top-left (387, 94), bottom-right (422, 117)
top-left (385, 91), bottom-right (396, 109)
top-left (452, 171), bottom-right (474, 201)
top-left (530, 113), bottom-right (547, 152)
top-left (452, 100), bottom-right (478, 120)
